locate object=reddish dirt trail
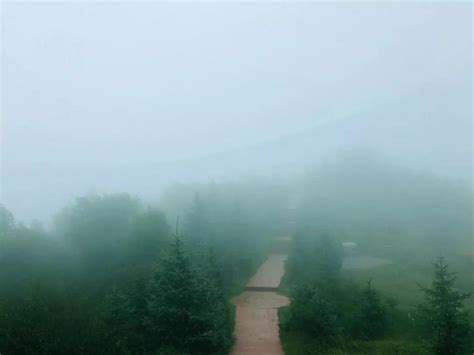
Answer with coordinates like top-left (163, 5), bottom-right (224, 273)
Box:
top-left (231, 254), bottom-right (289, 355)
top-left (246, 254), bottom-right (287, 289)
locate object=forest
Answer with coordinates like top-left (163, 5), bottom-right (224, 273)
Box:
top-left (1, 157), bottom-right (472, 354)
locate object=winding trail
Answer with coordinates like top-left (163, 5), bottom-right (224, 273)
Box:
top-left (231, 254), bottom-right (289, 355)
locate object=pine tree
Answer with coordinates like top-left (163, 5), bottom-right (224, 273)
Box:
top-left (184, 194), bottom-right (210, 250)
top-left (283, 284), bottom-right (342, 346)
top-left (285, 228), bottom-right (313, 283)
top-left (418, 256), bottom-right (472, 355)
top-left (354, 279), bottom-right (391, 340)
top-left (104, 271), bottom-right (151, 353)
top-left (146, 236), bottom-right (197, 351)
top-left (146, 237), bottom-right (232, 353)
top-left (315, 232), bottom-right (342, 279)
top-left (205, 247), bottom-right (224, 293)
top-left (0, 204), bottom-right (15, 237)
top-left (199, 247), bottom-right (233, 350)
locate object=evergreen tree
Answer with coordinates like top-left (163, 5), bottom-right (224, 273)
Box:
top-left (146, 236), bottom-right (197, 351)
top-left (146, 237), bottom-right (231, 353)
top-left (226, 202), bottom-right (252, 283)
top-left (285, 229), bottom-right (312, 283)
top-left (0, 204), bottom-right (15, 237)
top-left (184, 194), bottom-right (211, 249)
top-left (198, 247), bottom-right (233, 350)
top-left (315, 232), bottom-right (342, 279)
top-left (282, 284), bottom-right (342, 346)
top-left (204, 247), bottom-right (224, 293)
top-left (104, 271), bottom-right (151, 353)
top-left (286, 230), bottom-right (342, 284)
top-left (418, 256), bottom-right (472, 355)
top-left (130, 207), bottom-right (170, 268)
top-left (353, 279), bottom-right (391, 340)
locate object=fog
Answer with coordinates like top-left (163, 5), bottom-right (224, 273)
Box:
top-left (1, 3), bottom-right (473, 354)
top-left (2, 2), bottom-right (471, 224)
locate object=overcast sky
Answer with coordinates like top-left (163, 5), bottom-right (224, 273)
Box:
top-left (1, 2), bottom-right (472, 223)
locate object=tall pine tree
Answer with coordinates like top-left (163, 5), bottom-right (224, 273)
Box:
top-left (146, 236), bottom-right (198, 351)
top-left (418, 256), bottom-right (472, 355)
top-left (146, 237), bottom-right (232, 353)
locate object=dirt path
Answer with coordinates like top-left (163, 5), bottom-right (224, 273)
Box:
top-left (231, 254), bottom-right (289, 355)
top-left (246, 254), bottom-right (288, 289)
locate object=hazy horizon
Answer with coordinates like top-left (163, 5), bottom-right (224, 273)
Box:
top-left (1, 2), bottom-right (472, 223)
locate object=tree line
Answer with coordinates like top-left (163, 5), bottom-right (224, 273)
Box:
top-left (1, 156), bottom-right (472, 354)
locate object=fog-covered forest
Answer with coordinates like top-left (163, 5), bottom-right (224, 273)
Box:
top-left (1, 2), bottom-right (472, 355)
top-left (1, 156), bottom-right (473, 354)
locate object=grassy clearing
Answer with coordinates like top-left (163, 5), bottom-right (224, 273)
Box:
top-left (343, 254), bottom-right (474, 313)
top-left (279, 328), bottom-right (427, 355)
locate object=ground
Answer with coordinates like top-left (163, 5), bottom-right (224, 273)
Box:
top-left (231, 254), bottom-right (289, 355)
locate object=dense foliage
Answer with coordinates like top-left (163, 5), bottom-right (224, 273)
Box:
top-left (0, 190), bottom-right (264, 354)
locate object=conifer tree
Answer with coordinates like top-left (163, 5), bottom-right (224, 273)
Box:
top-left (184, 194), bottom-right (210, 250)
top-left (198, 247), bottom-right (233, 350)
top-left (283, 284), bottom-right (342, 346)
top-left (418, 256), bottom-right (472, 355)
top-left (314, 232), bottom-right (342, 280)
top-left (354, 279), bottom-right (391, 340)
top-left (146, 236), bottom-right (233, 353)
top-left (146, 236), bottom-right (197, 351)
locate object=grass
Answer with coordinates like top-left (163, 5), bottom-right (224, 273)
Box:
top-left (278, 253), bottom-right (474, 354)
top-left (279, 329), bottom-right (427, 355)
top-left (343, 254), bottom-right (474, 313)
top-left (344, 262), bottom-right (429, 311)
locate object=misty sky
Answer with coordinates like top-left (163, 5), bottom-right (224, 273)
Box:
top-left (1, 2), bottom-right (472, 223)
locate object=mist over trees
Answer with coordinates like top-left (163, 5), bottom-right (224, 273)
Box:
top-left (0, 173), bottom-right (280, 353)
top-left (0, 156), bottom-right (472, 354)
top-left (294, 156), bottom-right (472, 258)
top-left (1, 3), bottom-right (471, 354)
